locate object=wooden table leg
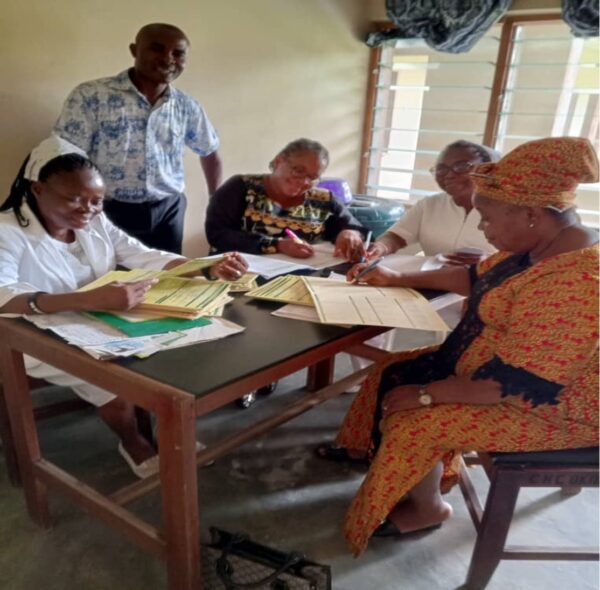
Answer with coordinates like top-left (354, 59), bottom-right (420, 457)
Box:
top-left (157, 395), bottom-right (201, 590)
top-left (306, 357), bottom-right (335, 392)
top-left (0, 382), bottom-right (21, 486)
top-left (0, 345), bottom-right (50, 527)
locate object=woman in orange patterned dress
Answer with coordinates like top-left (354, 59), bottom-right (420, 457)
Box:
top-left (333, 136), bottom-right (599, 556)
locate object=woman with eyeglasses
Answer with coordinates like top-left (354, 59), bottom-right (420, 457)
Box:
top-left (366, 140), bottom-right (501, 265)
top-left (0, 135), bottom-right (248, 479)
top-left (330, 137), bottom-right (599, 555)
top-left (205, 138), bottom-right (368, 260)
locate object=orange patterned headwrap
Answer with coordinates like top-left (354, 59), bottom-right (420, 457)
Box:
top-left (471, 137), bottom-right (599, 210)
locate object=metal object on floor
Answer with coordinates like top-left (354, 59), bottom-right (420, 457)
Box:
top-left (235, 382), bottom-right (278, 409)
top-left (235, 392), bottom-right (257, 409)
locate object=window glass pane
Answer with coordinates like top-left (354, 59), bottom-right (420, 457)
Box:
top-left (496, 22), bottom-right (599, 227)
top-left (366, 29), bottom-right (500, 200)
top-left (365, 20), bottom-right (599, 227)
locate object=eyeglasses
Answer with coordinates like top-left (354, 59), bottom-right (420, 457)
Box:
top-left (429, 160), bottom-right (476, 177)
top-left (284, 158), bottom-right (321, 182)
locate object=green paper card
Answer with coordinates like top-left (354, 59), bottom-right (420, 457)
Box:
top-left (89, 312), bottom-right (211, 337)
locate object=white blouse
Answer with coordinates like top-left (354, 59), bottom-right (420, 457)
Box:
top-left (386, 192), bottom-right (495, 256)
top-left (0, 203), bottom-right (184, 313)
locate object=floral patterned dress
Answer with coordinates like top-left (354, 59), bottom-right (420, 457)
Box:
top-left (205, 175), bottom-right (365, 254)
top-left (336, 246), bottom-right (599, 555)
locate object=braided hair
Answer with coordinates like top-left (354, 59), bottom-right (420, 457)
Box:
top-left (1, 153), bottom-right (99, 227)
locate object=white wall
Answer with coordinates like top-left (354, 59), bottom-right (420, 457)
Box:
top-left (0, 0), bottom-right (371, 256)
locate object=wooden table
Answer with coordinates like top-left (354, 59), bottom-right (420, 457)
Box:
top-left (0, 296), bottom-right (388, 589)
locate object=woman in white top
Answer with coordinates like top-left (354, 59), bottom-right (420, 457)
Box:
top-left (0, 135), bottom-right (248, 478)
top-left (342, 141), bottom-right (501, 394)
top-left (368, 140), bottom-right (500, 265)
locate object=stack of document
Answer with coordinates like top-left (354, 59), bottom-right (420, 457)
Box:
top-left (302, 277), bottom-right (448, 331)
top-left (25, 312), bottom-right (244, 360)
top-left (247, 269), bottom-right (448, 332)
top-left (192, 272), bottom-right (259, 293)
top-left (80, 268), bottom-right (233, 319)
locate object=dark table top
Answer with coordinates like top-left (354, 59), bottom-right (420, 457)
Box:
top-left (117, 294), bottom-right (373, 397)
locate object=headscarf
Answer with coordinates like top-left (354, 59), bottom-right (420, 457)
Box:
top-left (24, 134), bottom-right (88, 181)
top-left (471, 137), bottom-right (599, 211)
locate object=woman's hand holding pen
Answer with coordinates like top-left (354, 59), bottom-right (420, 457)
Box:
top-left (366, 241), bottom-right (390, 260)
top-left (277, 238), bottom-right (314, 258)
top-left (334, 229), bottom-right (366, 262)
top-left (346, 262), bottom-right (401, 286)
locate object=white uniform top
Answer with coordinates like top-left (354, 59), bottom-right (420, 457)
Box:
top-left (0, 204), bottom-right (184, 406)
top-left (386, 192), bottom-right (495, 256)
top-left (0, 203), bottom-right (182, 311)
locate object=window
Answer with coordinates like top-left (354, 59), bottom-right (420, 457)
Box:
top-left (360, 15), bottom-right (600, 227)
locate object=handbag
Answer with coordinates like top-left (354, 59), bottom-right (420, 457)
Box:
top-left (201, 527), bottom-right (332, 590)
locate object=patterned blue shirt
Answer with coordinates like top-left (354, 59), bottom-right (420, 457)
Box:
top-left (54, 70), bottom-right (219, 203)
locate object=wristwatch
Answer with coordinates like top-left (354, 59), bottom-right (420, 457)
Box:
top-left (26, 291), bottom-right (48, 315)
top-left (417, 385), bottom-right (434, 406)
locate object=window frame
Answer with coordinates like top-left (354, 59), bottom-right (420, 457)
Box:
top-left (358, 13), bottom-right (568, 194)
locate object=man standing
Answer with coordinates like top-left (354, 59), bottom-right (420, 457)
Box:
top-left (55, 23), bottom-right (221, 253)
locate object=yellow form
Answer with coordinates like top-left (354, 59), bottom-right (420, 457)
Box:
top-left (303, 277), bottom-right (449, 331)
top-left (80, 272), bottom-right (231, 318)
top-left (245, 275), bottom-right (315, 306)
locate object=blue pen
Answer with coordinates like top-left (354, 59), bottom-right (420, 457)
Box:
top-left (353, 257), bottom-right (382, 283)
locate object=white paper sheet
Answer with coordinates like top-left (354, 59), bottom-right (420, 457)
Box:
top-left (132, 318), bottom-right (245, 358)
top-left (25, 312), bottom-right (245, 360)
top-left (269, 242), bottom-right (346, 270)
top-left (240, 253), bottom-right (311, 278)
top-left (27, 312), bottom-right (131, 346)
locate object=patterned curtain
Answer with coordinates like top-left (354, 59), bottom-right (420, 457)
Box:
top-left (366, 0), bottom-right (512, 52)
top-left (562, 0), bottom-right (599, 37)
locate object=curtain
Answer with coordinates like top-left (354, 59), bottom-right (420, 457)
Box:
top-left (562, 0), bottom-right (599, 37)
top-left (366, 0), bottom-right (512, 52)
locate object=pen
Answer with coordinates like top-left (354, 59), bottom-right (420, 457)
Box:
top-left (353, 257), bottom-right (382, 283)
top-left (284, 228), bottom-right (304, 244)
top-left (360, 230), bottom-right (373, 263)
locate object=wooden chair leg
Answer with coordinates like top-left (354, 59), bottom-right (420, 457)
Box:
top-left (306, 358), bottom-right (335, 392)
top-left (464, 469), bottom-right (520, 590)
top-left (0, 385), bottom-right (21, 486)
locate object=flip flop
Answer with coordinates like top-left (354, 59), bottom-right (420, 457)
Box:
top-left (314, 443), bottom-right (369, 465)
top-left (118, 443), bottom-right (160, 479)
top-left (372, 519), bottom-right (442, 538)
top-left (119, 441), bottom-right (214, 478)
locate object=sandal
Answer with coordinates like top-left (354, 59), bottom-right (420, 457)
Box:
top-left (314, 443), bottom-right (369, 465)
top-left (372, 519), bottom-right (442, 538)
top-left (118, 443), bottom-right (160, 479)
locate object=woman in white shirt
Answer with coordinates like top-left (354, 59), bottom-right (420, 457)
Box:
top-left (0, 135), bottom-right (247, 478)
top-left (340, 141), bottom-right (501, 400)
top-left (368, 140), bottom-right (500, 264)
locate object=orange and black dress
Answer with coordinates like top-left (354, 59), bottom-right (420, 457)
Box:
top-left (337, 246), bottom-right (599, 556)
top-left (205, 174), bottom-right (365, 254)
